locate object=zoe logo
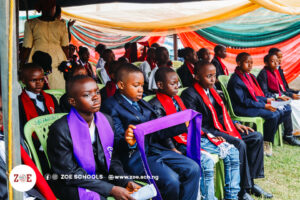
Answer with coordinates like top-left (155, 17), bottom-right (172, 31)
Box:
top-left (9, 165), bottom-right (36, 192)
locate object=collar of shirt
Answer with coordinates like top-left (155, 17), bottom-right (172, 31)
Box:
top-left (25, 89), bottom-right (45, 112)
top-left (121, 94), bottom-right (134, 105)
top-left (25, 89), bottom-right (39, 99)
top-left (79, 59), bottom-right (86, 66)
top-left (89, 119), bottom-right (96, 144)
top-left (204, 89), bottom-right (210, 96)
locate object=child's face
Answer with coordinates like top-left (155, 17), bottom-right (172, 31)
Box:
top-left (22, 69), bottom-right (45, 94)
top-left (238, 56), bottom-right (253, 73)
top-left (69, 79), bottom-right (101, 114)
top-left (118, 72), bottom-right (144, 102)
top-left (157, 49), bottom-right (169, 64)
top-left (275, 51), bottom-right (283, 65)
top-left (81, 51), bottom-right (90, 62)
top-left (73, 68), bottom-right (88, 77)
top-left (157, 72), bottom-right (179, 97)
top-left (104, 52), bottom-right (115, 63)
top-left (217, 47), bottom-right (227, 59)
top-left (266, 55), bottom-right (279, 70)
top-left (69, 45), bottom-right (76, 56)
top-left (195, 64), bottom-right (216, 89)
top-left (187, 51), bottom-right (199, 64)
top-left (202, 49), bottom-right (211, 62)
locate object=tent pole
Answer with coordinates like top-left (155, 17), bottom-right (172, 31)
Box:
top-left (173, 34), bottom-right (178, 60)
top-left (0, 0), bottom-right (22, 199)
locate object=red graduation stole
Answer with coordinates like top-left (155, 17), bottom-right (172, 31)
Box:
top-left (193, 82), bottom-right (242, 139)
top-left (104, 63), bottom-right (112, 79)
top-left (20, 145), bottom-right (57, 200)
top-left (265, 68), bottom-right (282, 96)
top-left (21, 90), bottom-right (55, 122)
top-left (247, 73), bottom-right (265, 97)
top-left (274, 69), bottom-right (286, 92)
top-left (147, 60), bottom-right (156, 70)
top-left (156, 92), bottom-right (188, 144)
top-left (185, 61), bottom-right (195, 75)
top-left (216, 57), bottom-right (229, 76)
top-left (105, 81), bottom-right (117, 98)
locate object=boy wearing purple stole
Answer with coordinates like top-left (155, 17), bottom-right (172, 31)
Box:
top-left (47, 75), bottom-right (140, 200)
top-left (101, 63), bottom-right (201, 200)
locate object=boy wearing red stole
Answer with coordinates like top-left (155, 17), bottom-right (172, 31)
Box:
top-left (257, 53), bottom-right (300, 146)
top-left (19, 63), bottom-right (60, 173)
top-left (228, 53), bottom-right (300, 151)
top-left (150, 67), bottom-right (240, 200)
top-left (47, 75), bottom-right (140, 200)
top-left (181, 61), bottom-right (272, 200)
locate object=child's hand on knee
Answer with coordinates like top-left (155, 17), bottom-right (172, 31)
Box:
top-left (126, 181), bottom-right (141, 194)
top-left (110, 186), bottom-right (135, 200)
top-left (125, 125), bottom-right (137, 146)
top-left (171, 148), bottom-right (183, 155)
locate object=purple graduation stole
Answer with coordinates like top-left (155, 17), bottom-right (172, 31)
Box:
top-left (67, 107), bottom-right (114, 200)
top-left (133, 109), bottom-right (202, 200)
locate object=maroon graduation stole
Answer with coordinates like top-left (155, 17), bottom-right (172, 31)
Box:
top-left (185, 61), bottom-right (195, 75)
top-left (248, 73), bottom-right (265, 97)
top-left (193, 82), bottom-right (242, 139)
top-left (216, 57), bottom-right (229, 76)
top-left (156, 92), bottom-right (188, 144)
top-left (274, 69), bottom-right (286, 92)
top-left (105, 81), bottom-right (117, 98)
top-left (265, 67), bottom-right (282, 96)
top-left (20, 90), bottom-right (55, 122)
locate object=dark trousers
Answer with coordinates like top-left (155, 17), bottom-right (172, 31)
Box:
top-left (126, 149), bottom-right (201, 200)
top-left (277, 105), bottom-right (293, 137)
top-left (210, 130), bottom-right (264, 189)
top-left (236, 107), bottom-right (280, 142)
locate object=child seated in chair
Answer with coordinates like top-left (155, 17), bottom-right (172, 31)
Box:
top-left (99, 49), bottom-right (116, 84)
top-left (227, 53), bottom-right (300, 152)
top-left (58, 61), bottom-right (88, 113)
top-left (19, 63), bottom-right (60, 173)
top-left (181, 61), bottom-right (272, 200)
top-left (101, 63), bottom-right (200, 200)
top-left (149, 67), bottom-right (240, 200)
top-left (47, 75), bottom-right (140, 200)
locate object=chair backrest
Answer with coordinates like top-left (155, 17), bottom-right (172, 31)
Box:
top-left (44, 89), bottom-right (65, 102)
top-left (178, 87), bottom-right (187, 96)
top-left (132, 61), bottom-right (143, 68)
top-left (251, 68), bottom-right (261, 77)
top-left (143, 94), bottom-right (156, 102)
top-left (96, 68), bottom-right (105, 84)
top-left (218, 75), bottom-right (237, 118)
top-left (175, 68), bottom-right (183, 86)
top-left (172, 60), bottom-right (183, 69)
top-left (97, 84), bottom-right (105, 90)
top-left (24, 113), bottom-right (67, 174)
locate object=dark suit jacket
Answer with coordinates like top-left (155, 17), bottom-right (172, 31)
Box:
top-left (181, 86), bottom-right (233, 134)
top-left (211, 57), bottom-right (225, 78)
top-left (177, 63), bottom-right (194, 87)
top-left (257, 68), bottom-right (294, 98)
top-left (227, 73), bottom-right (267, 115)
top-left (47, 114), bottom-right (130, 198)
top-left (101, 92), bottom-right (187, 165)
top-left (278, 66), bottom-right (298, 94)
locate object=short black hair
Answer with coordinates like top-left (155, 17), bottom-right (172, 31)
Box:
top-left (264, 53), bottom-right (277, 63)
top-left (269, 48), bottom-right (281, 55)
top-left (178, 47), bottom-right (194, 59)
top-left (194, 60), bottom-right (214, 75)
top-left (151, 43), bottom-right (160, 48)
top-left (214, 44), bottom-right (226, 54)
top-left (116, 63), bottom-right (142, 82)
top-left (147, 47), bottom-right (156, 56)
top-left (124, 42), bottom-right (131, 50)
top-left (66, 75), bottom-right (95, 97)
top-left (236, 52), bottom-right (250, 63)
top-left (21, 63), bottom-right (43, 80)
top-left (197, 48), bottom-right (209, 60)
top-left (154, 67), bottom-right (176, 83)
top-left (95, 43), bottom-right (106, 55)
top-left (32, 51), bottom-right (52, 73)
top-left (78, 46), bottom-right (89, 56)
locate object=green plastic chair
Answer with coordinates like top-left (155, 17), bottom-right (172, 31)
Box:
top-left (143, 94), bottom-right (156, 102)
top-left (172, 60), bottom-right (183, 69)
top-left (97, 83), bottom-right (105, 90)
top-left (132, 61), bottom-right (143, 68)
top-left (251, 68), bottom-right (261, 77)
top-left (96, 68), bottom-right (105, 84)
top-left (44, 89), bottom-right (65, 102)
top-left (24, 113), bottom-right (67, 174)
top-left (218, 75), bottom-right (283, 147)
top-left (178, 87), bottom-right (187, 96)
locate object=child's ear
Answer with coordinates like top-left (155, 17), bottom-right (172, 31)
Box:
top-left (237, 61), bottom-right (241, 67)
top-left (156, 81), bottom-right (164, 90)
top-left (194, 74), bottom-right (200, 82)
top-left (68, 97), bottom-right (76, 107)
top-left (117, 81), bottom-right (124, 90)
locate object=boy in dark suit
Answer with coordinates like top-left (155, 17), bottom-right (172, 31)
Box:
top-left (211, 45), bottom-right (229, 78)
top-left (177, 47), bottom-right (199, 87)
top-left (181, 61), bottom-right (272, 200)
top-left (47, 75), bottom-right (140, 200)
top-left (228, 53), bottom-right (300, 149)
top-left (150, 67), bottom-right (240, 200)
top-left (101, 64), bottom-right (200, 200)
top-left (19, 63), bottom-right (60, 173)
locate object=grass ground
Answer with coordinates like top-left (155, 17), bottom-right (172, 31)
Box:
top-left (254, 143), bottom-right (300, 200)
